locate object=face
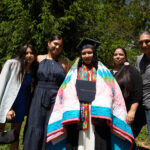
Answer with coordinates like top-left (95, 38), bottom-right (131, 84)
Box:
top-left (48, 39), bottom-right (63, 56)
top-left (139, 34), bottom-right (150, 56)
top-left (25, 48), bottom-right (35, 64)
top-left (81, 48), bottom-right (94, 65)
top-left (113, 48), bottom-right (126, 66)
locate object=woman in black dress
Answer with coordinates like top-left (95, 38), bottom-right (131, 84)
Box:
top-left (23, 35), bottom-right (69, 150)
top-left (111, 47), bottom-right (146, 148)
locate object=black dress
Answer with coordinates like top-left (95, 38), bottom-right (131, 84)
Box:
top-left (23, 58), bottom-right (65, 150)
top-left (111, 66), bottom-right (146, 138)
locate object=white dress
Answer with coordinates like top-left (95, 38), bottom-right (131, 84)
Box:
top-left (78, 105), bottom-right (95, 150)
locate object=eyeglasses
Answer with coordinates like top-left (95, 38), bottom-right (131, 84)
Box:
top-left (139, 40), bottom-right (150, 45)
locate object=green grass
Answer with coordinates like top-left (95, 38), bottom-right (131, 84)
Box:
top-left (0, 119), bottom-right (150, 150)
top-left (136, 125), bottom-right (150, 149)
top-left (0, 118), bottom-right (26, 150)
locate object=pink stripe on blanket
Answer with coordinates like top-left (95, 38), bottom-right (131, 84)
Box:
top-left (47, 127), bottom-right (65, 137)
top-left (110, 124), bottom-right (134, 141)
top-left (108, 123), bottom-right (134, 150)
top-left (91, 115), bottom-right (112, 121)
top-left (62, 118), bottom-right (80, 125)
top-left (112, 128), bottom-right (134, 150)
top-left (47, 130), bottom-right (65, 142)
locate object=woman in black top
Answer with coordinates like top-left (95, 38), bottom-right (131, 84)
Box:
top-left (111, 47), bottom-right (145, 139)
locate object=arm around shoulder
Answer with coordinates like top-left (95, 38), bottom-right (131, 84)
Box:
top-left (37, 55), bottom-right (47, 63)
top-left (58, 58), bottom-right (70, 74)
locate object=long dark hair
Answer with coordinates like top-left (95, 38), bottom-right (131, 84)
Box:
top-left (78, 45), bottom-right (98, 70)
top-left (115, 65), bottom-right (132, 99)
top-left (114, 48), bottom-right (132, 99)
top-left (16, 44), bottom-right (37, 82)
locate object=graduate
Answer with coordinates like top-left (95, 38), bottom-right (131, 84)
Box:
top-left (46, 38), bottom-right (134, 150)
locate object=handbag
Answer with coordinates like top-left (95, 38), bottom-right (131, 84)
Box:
top-left (0, 129), bottom-right (19, 144)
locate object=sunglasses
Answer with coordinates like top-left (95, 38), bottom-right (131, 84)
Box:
top-left (139, 40), bottom-right (150, 45)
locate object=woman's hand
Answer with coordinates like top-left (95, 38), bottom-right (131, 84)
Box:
top-left (6, 110), bottom-right (16, 120)
top-left (126, 110), bottom-right (135, 125)
top-left (126, 102), bottom-right (139, 125)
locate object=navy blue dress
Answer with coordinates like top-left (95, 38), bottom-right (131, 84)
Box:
top-left (10, 73), bottom-right (31, 123)
top-left (23, 59), bottom-right (65, 150)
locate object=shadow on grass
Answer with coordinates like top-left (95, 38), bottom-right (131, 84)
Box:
top-left (138, 146), bottom-right (150, 150)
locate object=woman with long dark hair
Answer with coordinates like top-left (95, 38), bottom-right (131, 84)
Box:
top-left (111, 48), bottom-right (146, 148)
top-left (0, 44), bottom-right (37, 150)
top-left (46, 38), bottom-right (134, 150)
top-left (23, 35), bottom-right (69, 150)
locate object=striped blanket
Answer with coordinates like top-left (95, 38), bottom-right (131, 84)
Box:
top-left (46, 60), bottom-right (134, 149)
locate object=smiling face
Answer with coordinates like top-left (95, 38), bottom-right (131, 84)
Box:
top-left (113, 48), bottom-right (126, 66)
top-left (48, 39), bottom-right (63, 57)
top-left (25, 47), bottom-right (35, 65)
top-left (81, 48), bottom-right (94, 65)
top-left (139, 34), bottom-right (150, 57)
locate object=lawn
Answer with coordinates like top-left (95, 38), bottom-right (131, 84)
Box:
top-left (0, 119), bottom-right (150, 150)
top-left (136, 125), bottom-right (150, 150)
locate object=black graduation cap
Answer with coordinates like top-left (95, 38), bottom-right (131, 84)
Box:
top-left (76, 37), bottom-right (100, 51)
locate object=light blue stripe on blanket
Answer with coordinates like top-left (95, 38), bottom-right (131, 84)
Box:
top-left (47, 107), bottom-right (133, 138)
top-left (92, 106), bottom-right (112, 117)
top-left (47, 110), bottom-right (80, 134)
top-left (63, 110), bottom-right (80, 121)
top-left (91, 106), bottom-right (133, 136)
top-left (47, 120), bottom-right (62, 134)
top-left (111, 133), bottom-right (131, 150)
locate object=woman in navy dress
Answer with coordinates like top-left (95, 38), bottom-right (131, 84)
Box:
top-left (23, 35), bottom-right (69, 150)
top-left (0, 44), bottom-right (37, 150)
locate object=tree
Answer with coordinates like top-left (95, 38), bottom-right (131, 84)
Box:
top-left (0, 0), bottom-right (150, 69)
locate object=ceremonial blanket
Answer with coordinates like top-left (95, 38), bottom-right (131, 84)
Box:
top-left (47, 61), bottom-right (134, 150)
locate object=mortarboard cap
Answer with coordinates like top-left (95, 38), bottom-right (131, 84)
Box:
top-left (76, 37), bottom-right (100, 51)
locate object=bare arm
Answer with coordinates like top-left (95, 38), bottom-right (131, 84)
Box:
top-left (37, 55), bottom-right (47, 63)
top-left (58, 58), bottom-right (70, 74)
